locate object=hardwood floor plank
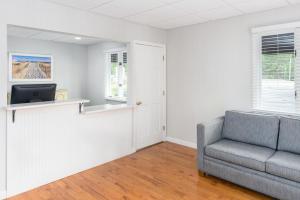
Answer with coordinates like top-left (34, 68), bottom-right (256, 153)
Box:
top-left (8, 142), bottom-right (271, 200)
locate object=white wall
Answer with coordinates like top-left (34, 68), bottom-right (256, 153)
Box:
top-left (0, 0), bottom-right (166, 44)
top-left (167, 5), bottom-right (300, 144)
top-left (0, 0), bottom-right (166, 195)
top-left (8, 36), bottom-right (88, 99)
top-left (0, 22), bottom-right (7, 199)
top-left (87, 42), bottom-right (126, 105)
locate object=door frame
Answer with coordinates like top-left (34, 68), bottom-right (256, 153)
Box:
top-left (128, 40), bottom-right (166, 151)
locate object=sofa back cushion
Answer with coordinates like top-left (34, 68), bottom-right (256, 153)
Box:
top-left (278, 117), bottom-right (300, 154)
top-left (222, 111), bottom-right (279, 149)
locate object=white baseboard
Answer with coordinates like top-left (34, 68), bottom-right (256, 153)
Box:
top-left (165, 137), bottom-right (197, 149)
top-left (0, 190), bottom-right (6, 200)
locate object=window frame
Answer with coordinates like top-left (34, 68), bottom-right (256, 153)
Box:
top-left (105, 48), bottom-right (128, 102)
top-left (252, 27), bottom-right (296, 113)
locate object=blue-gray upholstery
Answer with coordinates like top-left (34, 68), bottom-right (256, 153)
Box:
top-left (266, 151), bottom-right (300, 183)
top-left (204, 156), bottom-right (300, 200)
top-left (197, 117), bottom-right (224, 171)
top-left (278, 117), bottom-right (300, 154)
top-left (205, 139), bottom-right (274, 172)
top-left (222, 111), bottom-right (279, 149)
top-left (197, 110), bottom-right (300, 200)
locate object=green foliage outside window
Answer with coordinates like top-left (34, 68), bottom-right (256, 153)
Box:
top-left (111, 62), bottom-right (117, 75)
top-left (262, 53), bottom-right (295, 80)
top-left (123, 63), bottom-right (128, 97)
top-left (109, 61), bottom-right (127, 98)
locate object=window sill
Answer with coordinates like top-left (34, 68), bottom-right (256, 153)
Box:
top-left (83, 104), bottom-right (133, 115)
top-left (105, 97), bottom-right (127, 103)
top-left (252, 108), bottom-right (300, 117)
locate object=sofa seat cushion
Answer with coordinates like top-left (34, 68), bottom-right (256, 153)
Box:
top-left (222, 111), bottom-right (279, 149)
top-left (205, 139), bottom-right (275, 172)
top-left (266, 151), bottom-right (300, 183)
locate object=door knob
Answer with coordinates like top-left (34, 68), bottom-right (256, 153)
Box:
top-left (136, 101), bottom-right (142, 106)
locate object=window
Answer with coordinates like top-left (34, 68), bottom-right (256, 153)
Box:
top-left (106, 50), bottom-right (128, 102)
top-left (253, 29), bottom-right (298, 113)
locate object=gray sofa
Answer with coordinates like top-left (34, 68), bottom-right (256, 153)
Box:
top-left (197, 110), bottom-right (300, 200)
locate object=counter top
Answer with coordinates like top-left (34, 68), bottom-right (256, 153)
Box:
top-left (83, 104), bottom-right (133, 114)
top-left (6, 99), bottom-right (90, 111)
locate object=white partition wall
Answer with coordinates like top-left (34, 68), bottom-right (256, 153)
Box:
top-left (0, 1), bottom-right (167, 197)
top-left (7, 104), bottom-right (134, 197)
top-left (0, 22), bottom-right (7, 199)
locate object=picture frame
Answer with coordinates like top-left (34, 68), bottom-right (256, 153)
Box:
top-left (9, 53), bottom-right (53, 82)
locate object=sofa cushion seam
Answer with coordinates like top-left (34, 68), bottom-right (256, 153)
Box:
top-left (205, 147), bottom-right (270, 171)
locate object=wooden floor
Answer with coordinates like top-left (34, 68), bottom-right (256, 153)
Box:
top-left (8, 142), bottom-right (272, 200)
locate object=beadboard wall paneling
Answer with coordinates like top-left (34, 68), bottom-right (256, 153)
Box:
top-left (7, 104), bottom-right (134, 197)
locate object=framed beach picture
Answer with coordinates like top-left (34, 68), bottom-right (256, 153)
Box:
top-left (9, 53), bottom-right (53, 82)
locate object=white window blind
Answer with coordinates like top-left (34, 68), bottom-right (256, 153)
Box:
top-left (253, 30), bottom-right (298, 113)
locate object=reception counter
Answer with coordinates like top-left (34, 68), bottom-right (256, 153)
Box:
top-left (84, 104), bottom-right (133, 114)
top-left (6, 99), bottom-right (90, 123)
top-left (6, 100), bottom-right (135, 197)
top-left (6, 99), bottom-right (133, 122)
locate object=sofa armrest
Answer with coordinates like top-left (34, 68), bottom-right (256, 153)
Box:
top-left (197, 117), bottom-right (224, 171)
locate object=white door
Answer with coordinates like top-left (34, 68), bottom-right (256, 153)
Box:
top-left (131, 41), bottom-right (166, 150)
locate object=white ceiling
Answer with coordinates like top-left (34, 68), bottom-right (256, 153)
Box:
top-left (7, 26), bottom-right (105, 45)
top-left (42, 0), bottom-right (300, 29)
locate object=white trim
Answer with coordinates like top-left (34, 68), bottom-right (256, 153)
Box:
top-left (252, 21), bottom-right (300, 33)
top-left (83, 104), bottom-right (132, 115)
top-left (105, 97), bottom-right (127, 103)
top-left (0, 190), bottom-right (7, 200)
top-left (104, 48), bottom-right (126, 54)
top-left (252, 33), bottom-right (262, 109)
top-left (295, 28), bottom-right (300, 113)
top-left (160, 42), bottom-right (167, 140)
top-left (105, 52), bottom-right (110, 99)
top-left (165, 137), bottom-right (197, 149)
top-left (132, 40), bottom-right (165, 48)
top-left (252, 108), bottom-right (300, 116)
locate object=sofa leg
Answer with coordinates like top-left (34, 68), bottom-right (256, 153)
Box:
top-left (198, 170), bottom-right (208, 177)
